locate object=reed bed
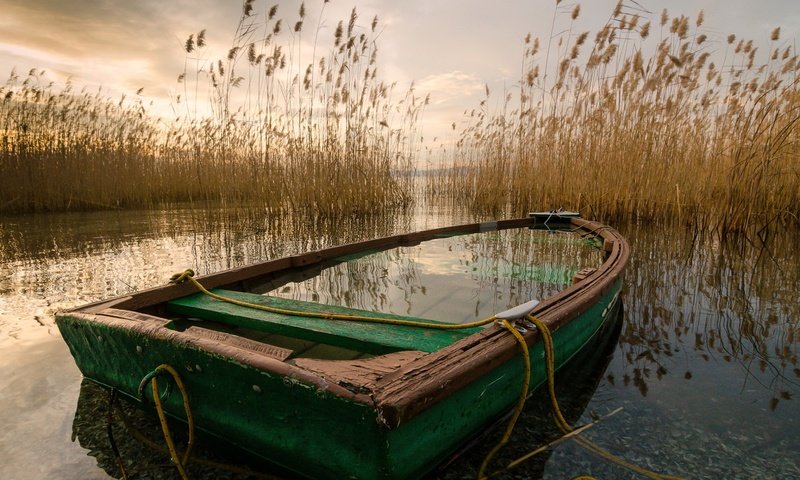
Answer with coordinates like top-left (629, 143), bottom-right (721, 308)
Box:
top-left (0, 1), bottom-right (422, 216)
top-left (428, 2), bottom-right (800, 236)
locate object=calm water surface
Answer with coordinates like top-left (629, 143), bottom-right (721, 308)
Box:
top-left (0, 207), bottom-right (797, 479)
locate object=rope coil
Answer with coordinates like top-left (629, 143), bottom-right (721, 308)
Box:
top-left (138, 364), bottom-right (195, 480)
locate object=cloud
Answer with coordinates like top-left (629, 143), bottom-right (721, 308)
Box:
top-left (415, 70), bottom-right (484, 105)
top-left (0, 0), bottom-right (242, 99)
top-left (1, 0), bottom-right (798, 135)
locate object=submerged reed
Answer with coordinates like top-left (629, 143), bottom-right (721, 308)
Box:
top-left (428, 2), bottom-right (800, 237)
top-left (0, 1), bottom-right (422, 216)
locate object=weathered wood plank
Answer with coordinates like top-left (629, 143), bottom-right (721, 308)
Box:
top-left (167, 290), bottom-right (482, 354)
top-left (291, 350), bottom-right (428, 391)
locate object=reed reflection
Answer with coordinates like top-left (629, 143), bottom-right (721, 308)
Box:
top-left (0, 208), bottom-right (413, 335)
top-left (614, 223), bottom-right (799, 410)
top-left (267, 228), bottom-right (605, 323)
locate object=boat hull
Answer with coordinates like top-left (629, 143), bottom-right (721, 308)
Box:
top-left (57, 279), bottom-right (622, 479)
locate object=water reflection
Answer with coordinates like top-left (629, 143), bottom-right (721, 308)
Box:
top-left (72, 379), bottom-right (282, 480)
top-left (265, 228), bottom-right (603, 323)
top-left (0, 208), bottom-right (418, 338)
top-left (1, 207), bottom-right (799, 478)
top-left (616, 224), bottom-right (799, 411)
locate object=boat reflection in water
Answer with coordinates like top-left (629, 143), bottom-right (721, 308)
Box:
top-left (72, 378), bottom-right (279, 479)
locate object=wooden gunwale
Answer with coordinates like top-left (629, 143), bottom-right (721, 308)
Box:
top-left (64, 216), bottom-right (628, 428)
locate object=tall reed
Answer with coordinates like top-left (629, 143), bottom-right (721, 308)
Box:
top-left (0, 1), bottom-right (423, 216)
top-left (428, 2), bottom-right (800, 237)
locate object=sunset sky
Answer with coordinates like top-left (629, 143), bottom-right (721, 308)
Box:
top-left (1, 0), bottom-right (797, 142)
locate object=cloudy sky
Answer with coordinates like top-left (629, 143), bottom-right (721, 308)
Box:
top-left (1, 0), bottom-right (797, 142)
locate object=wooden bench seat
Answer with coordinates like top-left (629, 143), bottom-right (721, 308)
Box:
top-left (167, 289), bottom-right (482, 355)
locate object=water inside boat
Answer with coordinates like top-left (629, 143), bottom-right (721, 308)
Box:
top-left (158, 227), bottom-right (605, 362)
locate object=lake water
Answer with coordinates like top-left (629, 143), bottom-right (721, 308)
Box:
top-left (1, 206), bottom-right (798, 479)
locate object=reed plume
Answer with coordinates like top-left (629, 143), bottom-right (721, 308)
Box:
top-left (428, 2), bottom-right (800, 238)
top-left (0, 1), bottom-right (422, 216)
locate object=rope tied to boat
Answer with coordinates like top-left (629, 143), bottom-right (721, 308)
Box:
top-left (481, 315), bottom-right (683, 480)
top-left (170, 269), bottom-right (196, 284)
top-left (477, 319), bottom-right (531, 479)
top-left (138, 364), bottom-right (195, 480)
top-left (107, 382), bottom-right (278, 480)
top-left (531, 307), bottom-right (682, 479)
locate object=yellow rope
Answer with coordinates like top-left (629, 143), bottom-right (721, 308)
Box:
top-left (526, 315), bottom-right (571, 432)
top-left (499, 407), bottom-right (623, 473)
top-left (171, 269), bottom-right (498, 330)
top-left (523, 315), bottom-right (683, 480)
top-left (477, 319), bottom-right (531, 479)
top-left (144, 364), bottom-right (195, 480)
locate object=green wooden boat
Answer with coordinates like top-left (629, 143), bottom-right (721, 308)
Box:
top-left (56, 213), bottom-right (629, 479)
